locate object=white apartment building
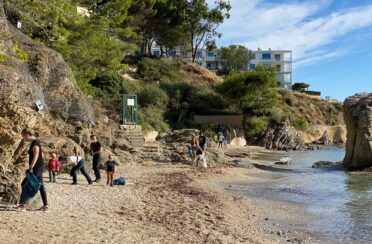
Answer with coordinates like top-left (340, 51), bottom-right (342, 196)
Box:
top-left (151, 45), bottom-right (292, 89)
top-left (248, 49), bottom-right (292, 89)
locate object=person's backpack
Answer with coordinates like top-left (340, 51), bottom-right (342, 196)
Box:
top-left (113, 177), bottom-right (126, 186)
top-left (19, 171), bottom-right (42, 203)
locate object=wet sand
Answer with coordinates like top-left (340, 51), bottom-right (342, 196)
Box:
top-left (0, 146), bottom-right (317, 244)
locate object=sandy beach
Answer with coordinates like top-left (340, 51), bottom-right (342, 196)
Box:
top-left (0, 147), bottom-right (317, 244)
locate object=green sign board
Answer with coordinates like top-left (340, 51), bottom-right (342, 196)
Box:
top-left (121, 94), bottom-right (138, 125)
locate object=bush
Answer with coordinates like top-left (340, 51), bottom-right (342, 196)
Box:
top-left (89, 73), bottom-right (125, 96)
top-left (138, 57), bottom-right (183, 83)
top-left (138, 106), bottom-right (170, 132)
top-left (188, 87), bottom-right (230, 114)
top-left (0, 54), bottom-right (7, 63)
top-left (12, 43), bottom-right (29, 62)
top-left (244, 117), bottom-right (269, 137)
top-left (138, 85), bottom-right (169, 110)
top-left (289, 115), bottom-right (309, 131)
top-left (281, 90), bottom-right (294, 106)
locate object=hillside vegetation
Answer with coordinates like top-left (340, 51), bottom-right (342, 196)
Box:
top-left (2, 0), bottom-right (344, 141)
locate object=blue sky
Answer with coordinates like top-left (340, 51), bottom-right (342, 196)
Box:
top-left (211, 0), bottom-right (372, 101)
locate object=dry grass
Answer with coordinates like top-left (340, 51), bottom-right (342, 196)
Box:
top-left (179, 62), bottom-right (222, 88)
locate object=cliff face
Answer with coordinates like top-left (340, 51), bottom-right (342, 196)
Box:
top-left (343, 93), bottom-right (372, 170)
top-left (0, 4), bottom-right (95, 203)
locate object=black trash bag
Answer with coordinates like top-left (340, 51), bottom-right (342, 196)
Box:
top-left (19, 171), bottom-right (42, 204)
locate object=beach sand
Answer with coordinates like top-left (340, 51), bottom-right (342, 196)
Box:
top-left (0, 147), bottom-right (316, 244)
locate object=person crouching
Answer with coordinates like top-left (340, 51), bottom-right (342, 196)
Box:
top-left (58, 147), bottom-right (93, 185)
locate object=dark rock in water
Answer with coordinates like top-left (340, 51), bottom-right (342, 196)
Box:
top-left (312, 161), bottom-right (337, 168)
top-left (343, 93), bottom-right (372, 170)
top-left (312, 131), bottom-right (331, 145)
top-left (275, 161), bottom-right (291, 165)
top-left (256, 120), bottom-right (307, 151)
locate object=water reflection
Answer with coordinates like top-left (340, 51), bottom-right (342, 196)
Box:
top-left (344, 174), bottom-right (372, 242)
top-left (227, 149), bottom-right (372, 243)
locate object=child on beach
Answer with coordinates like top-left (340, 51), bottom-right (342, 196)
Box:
top-left (105, 155), bottom-right (116, 187)
top-left (48, 153), bottom-right (59, 183)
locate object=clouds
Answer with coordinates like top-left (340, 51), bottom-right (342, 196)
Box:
top-left (216, 0), bottom-right (372, 67)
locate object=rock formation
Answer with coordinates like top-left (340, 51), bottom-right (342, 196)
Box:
top-left (343, 93), bottom-right (372, 170)
top-left (0, 3), bottom-right (97, 203)
top-left (257, 121), bottom-right (307, 151)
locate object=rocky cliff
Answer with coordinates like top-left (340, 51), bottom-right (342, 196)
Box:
top-left (0, 4), bottom-right (96, 203)
top-left (343, 93), bottom-right (372, 170)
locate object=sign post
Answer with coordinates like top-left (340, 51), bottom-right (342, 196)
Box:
top-left (121, 94), bottom-right (138, 125)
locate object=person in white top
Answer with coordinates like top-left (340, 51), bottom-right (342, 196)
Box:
top-left (58, 147), bottom-right (93, 185)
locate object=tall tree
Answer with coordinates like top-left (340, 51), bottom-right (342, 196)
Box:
top-left (219, 45), bottom-right (253, 75)
top-left (185, 0), bottom-right (231, 62)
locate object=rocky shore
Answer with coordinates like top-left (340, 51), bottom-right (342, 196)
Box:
top-left (0, 146), bottom-right (316, 244)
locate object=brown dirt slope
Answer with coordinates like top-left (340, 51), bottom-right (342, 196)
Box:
top-left (179, 62), bottom-right (222, 87)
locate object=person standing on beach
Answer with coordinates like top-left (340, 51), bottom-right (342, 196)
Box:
top-left (190, 133), bottom-right (197, 160)
top-left (59, 147), bottom-right (93, 185)
top-left (48, 153), bottom-right (59, 183)
top-left (218, 132), bottom-right (224, 149)
top-left (198, 131), bottom-right (207, 151)
top-left (105, 155), bottom-right (116, 187)
top-left (90, 135), bottom-right (102, 182)
top-left (17, 129), bottom-right (48, 212)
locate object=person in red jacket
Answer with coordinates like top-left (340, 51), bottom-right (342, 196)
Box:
top-left (48, 153), bottom-right (59, 183)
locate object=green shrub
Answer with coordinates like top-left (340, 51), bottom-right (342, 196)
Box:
top-left (138, 85), bottom-right (169, 109)
top-left (12, 43), bottom-right (29, 62)
top-left (138, 57), bottom-right (183, 83)
top-left (89, 73), bottom-right (125, 97)
top-left (281, 90), bottom-right (294, 106)
top-left (139, 106), bottom-right (170, 132)
top-left (0, 54), bottom-right (7, 63)
top-left (244, 117), bottom-right (269, 137)
top-left (188, 87), bottom-right (230, 114)
top-left (289, 115), bottom-right (309, 131)
top-left (334, 102), bottom-right (343, 112)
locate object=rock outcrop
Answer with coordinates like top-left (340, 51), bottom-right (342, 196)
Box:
top-left (257, 121), bottom-right (307, 151)
top-left (343, 93), bottom-right (372, 170)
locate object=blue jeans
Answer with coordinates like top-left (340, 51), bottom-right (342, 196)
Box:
top-left (70, 159), bottom-right (92, 184)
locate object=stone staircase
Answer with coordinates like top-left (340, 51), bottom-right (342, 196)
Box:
top-left (140, 143), bottom-right (162, 161)
top-left (118, 125), bottom-right (145, 147)
top-left (118, 125), bottom-right (165, 162)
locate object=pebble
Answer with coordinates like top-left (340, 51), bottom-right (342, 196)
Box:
top-left (264, 217), bottom-right (269, 221)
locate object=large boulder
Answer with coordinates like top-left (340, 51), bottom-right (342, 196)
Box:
top-left (343, 93), bottom-right (372, 170)
top-left (257, 120), bottom-right (307, 151)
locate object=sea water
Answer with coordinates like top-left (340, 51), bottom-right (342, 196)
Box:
top-left (227, 148), bottom-right (372, 243)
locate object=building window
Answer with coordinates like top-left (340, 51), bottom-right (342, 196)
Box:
top-left (249, 64), bottom-right (256, 69)
top-left (275, 54), bottom-right (281, 61)
top-left (276, 65), bottom-right (281, 72)
top-left (262, 53), bottom-right (271, 60)
top-left (196, 51), bottom-right (202, 59)
top-left (168, 50), bottom-right (176, 57)
top-left (207, 62), bottom-right (215, 69)
top-left (208, 52), bottom-right (214, 57)
top-left (153, 51), bottom-right (160, 57)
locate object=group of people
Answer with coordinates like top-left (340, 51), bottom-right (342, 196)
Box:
top-left (16, 129), bottom-right (117, 212)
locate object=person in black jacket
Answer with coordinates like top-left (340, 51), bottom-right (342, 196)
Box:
top-left (16, 128), bottom-right (48, 212)
top-left (90, 135), bottom-right (103, 182)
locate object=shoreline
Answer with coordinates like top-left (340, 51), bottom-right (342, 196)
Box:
top-left (0, 146), bottom-right (328, 244)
